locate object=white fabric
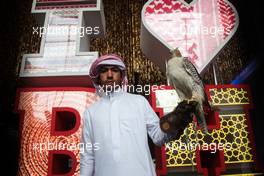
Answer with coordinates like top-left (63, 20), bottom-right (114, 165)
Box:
top-left (80, 90), bottom-right (168, 176)
top-left (97, 60), bottom-right (126, 70)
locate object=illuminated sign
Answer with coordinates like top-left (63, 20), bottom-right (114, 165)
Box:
top-left (16, 0), bottom-right (105, 175)
top-left (33, 0), bottom-right (98, 10)
top-left (140, 0), bottom-right (239, 74)
top-left (20, 0), bottom-right (105, 86)
top-left (15, 88), bottom-right (99, 175)
top-left (149, 85), bottom-right (262, 175)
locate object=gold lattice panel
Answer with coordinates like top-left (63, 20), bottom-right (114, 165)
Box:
top-left (222, 174), bottom-right (264, 176)
top-left (209, 87), bottom-right (250, 105)
top-left (165, 114), bottom-right (253, 167)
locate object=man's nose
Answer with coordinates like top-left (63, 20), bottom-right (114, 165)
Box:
top-left (107, 69), bottom-right (113, 78)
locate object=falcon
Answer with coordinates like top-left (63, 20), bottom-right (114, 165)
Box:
top-left (166, 48), bottom-right (212, 134)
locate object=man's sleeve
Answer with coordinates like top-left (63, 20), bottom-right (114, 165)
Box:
top-left (80, 109), bottom-right (95, 176)
top-left (143, 97), bottom-right (177, 147)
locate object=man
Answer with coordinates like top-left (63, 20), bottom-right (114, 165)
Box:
top-left (80, 54), bottom-right (193, 176)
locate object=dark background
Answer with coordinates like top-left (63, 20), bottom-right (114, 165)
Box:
top-left (0, 0), bottom-right (263, 175)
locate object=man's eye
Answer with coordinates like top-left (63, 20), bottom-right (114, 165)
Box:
top-left (112, 68), bottom-right (119, 72)
top-left (100, 68), bottom-right (108, 73)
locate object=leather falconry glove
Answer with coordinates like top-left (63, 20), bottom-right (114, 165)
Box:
top-left (160, 100), bottom-right (198, 140)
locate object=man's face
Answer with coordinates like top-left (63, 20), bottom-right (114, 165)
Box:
top-left (98, 65), bottom-right (122, 91)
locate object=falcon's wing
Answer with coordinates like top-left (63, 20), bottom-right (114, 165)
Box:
top-left (182, 57), bottom-right (204, 88)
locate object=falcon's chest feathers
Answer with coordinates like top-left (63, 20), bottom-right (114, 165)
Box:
top-left (167, 57), bottom-right (185, 78)
top-left (167, 56), bottom-right (194, 92)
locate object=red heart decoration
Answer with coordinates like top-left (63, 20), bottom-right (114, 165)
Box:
top-left (141, 0), bottom-right (239, 74)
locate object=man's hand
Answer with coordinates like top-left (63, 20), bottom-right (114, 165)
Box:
top-left (160, 100), bottom-right (198, 138)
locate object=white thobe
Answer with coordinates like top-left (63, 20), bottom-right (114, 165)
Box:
top-left (80, 90), bottom-right (170, 176)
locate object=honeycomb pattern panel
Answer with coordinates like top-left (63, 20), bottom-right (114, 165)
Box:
top-left (209, 87), bottom-right (250, 105)
top-left (165, 114), bottom-right (253, 167)
top-left (222, 174), bottom-right (264, 176)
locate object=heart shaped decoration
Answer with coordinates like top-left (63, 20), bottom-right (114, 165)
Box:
top-left (140, 0), bottom-right (239, 74)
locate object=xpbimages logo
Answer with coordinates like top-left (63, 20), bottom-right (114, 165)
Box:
top-left (165, 141), bottom-right (232, 154)
top-left (32, 137), bottom-right (100, 153)
top-left (98, 82), bottom-right (166, 95)
top-left (32, 25), bottom-right (100, 37)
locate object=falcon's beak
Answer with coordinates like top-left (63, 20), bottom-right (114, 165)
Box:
top-left (170, 47), bottom-right (182, 57)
